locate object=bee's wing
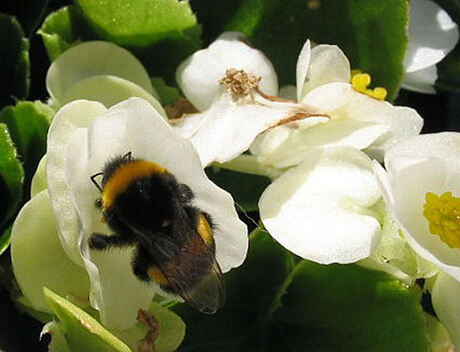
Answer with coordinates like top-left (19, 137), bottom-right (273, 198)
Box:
top-left (176, 249), bottom-right (226, 314)
top-left (127, 223), bottom-right (225, 314)
top-left (151, 233), bottom-right (226, 315)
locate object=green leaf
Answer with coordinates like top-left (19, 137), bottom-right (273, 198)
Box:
top-left (191, 0), bottom-right (409, 100)
top-left (75, 0), bottom-right (202, 80)
top-left (40, 1), bottom-right (202, 81)
top-left (38, 6), bottom-right (97, 61)
top-left (0, 101), bottom-right (53, 195)
top-left (75, 0), bottom-right (199, 47)
top-left (151, 77), bottom-right (182, 105)
top-left (0, 12), bottom-right (30, 106)
top-left (205, 167), bottom-right (271, 212)
top-left (173, 229), bottom-right (429, 352)
top-left (0, 225), bottom-right (11, 256)
top-left (43, 287), bottom-right (132, 352)
top-left (0, 123), bottom-right (24, 232)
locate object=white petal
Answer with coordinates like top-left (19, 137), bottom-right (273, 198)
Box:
top-left (302, 82), bottom-right (423, 157)
top-left (296, 40), bottom-right (311, 102)
top-left (402, 65), bottom-right (438, 94)
top-left (431, 272), bottom-right (460, 349)
top-left (47, 41), bottom-right (155, 105)
top-left (298, 44), bottom-right (351, 100)
top-left (89, 98), bottom-right (248, 272)
top-left (253, 120), bottom-right (388, 169)
top-left (174, 92), bottom-right (326, 166)
top-left (31, 155), bottom-right (47, 198)
top-left (385, 132), bottom-right (460, 184)
top-left (249, 116), bottom-right (329, 166)
top-left (63, 98), bottom-right (248, 328)
top-left (259, 147), bottom-right (382, 264)
top-left (47, 100), bottom-right (107, 265)
top-left (384, 133), bottom-right (460, 280)
top-left (405, 0), bottom-right (459, 73)
top-left (176, 32), bottom-right (278, 111)
top-left (11, 190), bottom-right (90, 313)
top-left (60, 75), bottom-right (166, 116)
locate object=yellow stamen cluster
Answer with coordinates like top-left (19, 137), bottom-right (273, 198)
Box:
top-left (423, 191), bottom-right (460, 249)
top-left (351, 71), bottom-right (387, 101)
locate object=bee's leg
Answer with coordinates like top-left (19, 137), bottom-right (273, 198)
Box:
top-left (88, 232), bottom-right (134, 250)
top-left (132, 246), bottom-right (155, 282)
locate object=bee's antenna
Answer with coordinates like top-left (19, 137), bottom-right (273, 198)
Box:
top-left (123, 151), bottom-right (132, 160)
top-left (233, 201), bottom-right (267, 233)
top-left (90, 172), bottom-right (104, 192)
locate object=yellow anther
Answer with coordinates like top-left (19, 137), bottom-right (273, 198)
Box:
top-left (423, 191), bottom-right (460, 248)
top-left (351, 72), bottom-right (387, 101)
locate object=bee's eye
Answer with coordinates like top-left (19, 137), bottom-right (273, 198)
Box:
top-left (160, 219), bottom-right (171, 228)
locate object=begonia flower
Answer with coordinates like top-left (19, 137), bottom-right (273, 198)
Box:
top-left (11, 98), bottom-right (248, 336)
top-left (403, 0), bottom-right (459, 94)
top-left (374, 132), bottom-right (460, 347)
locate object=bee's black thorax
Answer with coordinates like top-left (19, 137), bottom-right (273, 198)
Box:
top-left (90, 155), bottom-right (224, 314)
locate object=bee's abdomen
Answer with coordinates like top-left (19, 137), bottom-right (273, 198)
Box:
top-left (148, 234), bottom-right (215, 293)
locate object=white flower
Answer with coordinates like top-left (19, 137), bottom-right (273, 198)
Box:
top-left (174, 33), bottom-right (423, 266)
top-left (176, 32), bottom-right (279, 111)
top-left (403, 0), bottom-right (459, 94)
top-left (173, 32), bottom-right (329, 167)
top-left (259, 146), bottom-right (384, 264)
top-left (11, 97), bottom-right (248, 330)
top-left (252, 41), bottom-right (423, 168)
top-left (374, 132), bottom-right (460, 347)
top-left (46, 41), bottom-right (166, 116)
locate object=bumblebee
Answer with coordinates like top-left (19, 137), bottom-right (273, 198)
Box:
top-left (88, 152), bottom-right (225, 314)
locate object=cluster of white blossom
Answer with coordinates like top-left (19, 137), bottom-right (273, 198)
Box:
top-left (10, 0), bottom-right (460, 350)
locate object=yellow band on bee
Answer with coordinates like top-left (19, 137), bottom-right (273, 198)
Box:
top-left (102, 161), bottom-right (167, 212)
top-left (197, 214), bottom-right (213, 245)
top-left (148, 266), bottom-right (169, 285)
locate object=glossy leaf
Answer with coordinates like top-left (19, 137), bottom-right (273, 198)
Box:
top-left (0, 101), bottom-right (53, 194)
top-left (43, 287), bottom-right (132, 352)
top-left (0, 12), bottom-right (30, 106)
top-left (151, 77), bottom-right (182, 105)
top-left (0, 123), bottom-right (24, 232)
top-left (191, 0), bottom-right (409, 100)
top-left (173, 229), bottom-right (429, 352)
top-left (0, 225), bottom-right (11, 256)
top-left (40, 1), bottom-right (202, 80)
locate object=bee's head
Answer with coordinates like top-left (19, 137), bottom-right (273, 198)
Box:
top-left (112, 172), bottom-right (195, 237)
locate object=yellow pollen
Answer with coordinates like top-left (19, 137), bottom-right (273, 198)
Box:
top-left (423, 191), bottom-right (460, 248)
top-left (351, 72), bottom-right (387, 101)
